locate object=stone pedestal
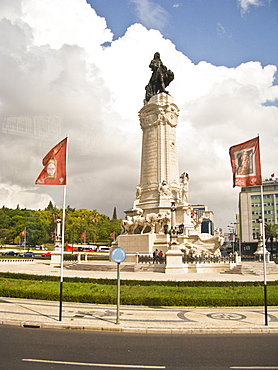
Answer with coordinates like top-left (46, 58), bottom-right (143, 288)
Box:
top-left (50, 246), bottom-right (62, 265)
top-left (254, 239), bottom-right (271, 262)
top-left (114, 233), bottom-right (169, 263)
top-left (165, 244), bottom-right (185, 273)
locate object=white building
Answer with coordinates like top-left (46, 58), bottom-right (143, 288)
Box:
top-left (239, 177), bottom-right (278, 255)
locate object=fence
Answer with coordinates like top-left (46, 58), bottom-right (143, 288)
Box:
top-left (137, 254), bottom-right (236, 265)
top-left (137, 255), bottom-right (166, 264)
top-left (182, 255), bottom-right (236, 264)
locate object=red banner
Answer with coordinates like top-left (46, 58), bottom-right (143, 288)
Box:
top-left (81, 231), bottom-right (86, 239)
top-left (21, 228), bottom-right (26, 236)
top-left (229, 137), bottom-right (262, 187)
top-left (35, 137), bottom-right (67, 185)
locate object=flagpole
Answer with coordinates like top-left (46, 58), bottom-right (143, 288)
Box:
top-left (59, 184), bottom-right (67, 321)
top-left (230, 135), bottom-right (267, 326)
top-left (260, 185), bottom-right (268, 326)
top-left (257, 134), bottom-right (268, 326)
top-left (59, 136), bottom-right (69, 322)
top-left (24, 228), bottom-right (27, 250)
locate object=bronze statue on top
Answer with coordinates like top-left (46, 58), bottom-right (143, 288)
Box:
top-left (145, 52), bottom-right (174, 102)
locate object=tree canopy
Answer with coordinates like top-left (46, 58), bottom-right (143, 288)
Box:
top-left (0, 204), bottom-right (121, 247)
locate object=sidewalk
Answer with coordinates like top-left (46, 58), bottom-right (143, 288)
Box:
top-left (0, 260), bottom-right (278, 334)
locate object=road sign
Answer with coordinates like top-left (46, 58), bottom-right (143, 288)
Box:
top-left (111, 247), bottom-right (126, 263)
top-left (111, 247), bottom-right (126, 325)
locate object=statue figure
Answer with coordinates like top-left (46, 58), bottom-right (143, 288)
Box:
top-left (136, 185), bottom-right (142, 199)
top-left (145, 52), bottom-right (174, 102)
top-left (121, 216), bottom-right (134, 234)
top-left (159, 180), bottom-right (171, 197)
top-left (179, 172), bottom-right (189, 203)
top-left (158, 212), bottom-right (171, 233)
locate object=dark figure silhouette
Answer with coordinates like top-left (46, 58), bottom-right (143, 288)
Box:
top-left (145, 52), bottom-right (174, 102)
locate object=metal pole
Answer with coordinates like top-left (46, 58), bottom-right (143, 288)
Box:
top-left (116, 262), bottom-right (120, 324)
top-left (260, 185), bottom-right (268, 326)
top-left (59, 136), bottom-right (69, 322)
top-left (24, 228), bottom-right (27, 250)
top-left (59, 184), bottom-right (67, 321)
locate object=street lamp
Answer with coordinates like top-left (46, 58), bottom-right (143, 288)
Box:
top-left (164, 202), bottom-right (184, 248)
top-left (228, 222), bottom-right (238, 254)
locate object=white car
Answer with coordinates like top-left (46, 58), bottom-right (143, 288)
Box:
top-left (98, 246), bottom-right (110, 252)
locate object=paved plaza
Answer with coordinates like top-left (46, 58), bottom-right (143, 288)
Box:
top-left (0, 260), bottom-right (277, 334)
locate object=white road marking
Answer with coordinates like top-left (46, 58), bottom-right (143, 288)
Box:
top-left (231, 367), bottom-right (278, 369)
top-left (22, 358), bottom-right (166, 368)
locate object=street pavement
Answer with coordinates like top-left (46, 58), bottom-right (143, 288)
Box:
top-left (0, 260), bottom-right (278, 334)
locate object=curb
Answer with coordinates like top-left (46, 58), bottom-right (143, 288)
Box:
top-left (2, 319), bottom-right (278, 335)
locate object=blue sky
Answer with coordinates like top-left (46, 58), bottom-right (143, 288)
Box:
top-left (89, 0), bottom-right (278, 72)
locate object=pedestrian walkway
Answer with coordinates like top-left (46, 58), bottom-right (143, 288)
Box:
top-left (0, 297), bottom-right (277, 334)
top-left (0, 260), bottom-right (277, 334)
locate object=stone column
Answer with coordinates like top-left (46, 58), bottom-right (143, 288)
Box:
top-left (136, 93), bottom-right (180, 214)
top-left (51, 218), bottom-right (62, 265)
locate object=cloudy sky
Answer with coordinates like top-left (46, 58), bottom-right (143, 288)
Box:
top-left (0, 0), bottom-right (277, 232)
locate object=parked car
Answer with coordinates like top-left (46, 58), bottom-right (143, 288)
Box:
top-left (18, 251), bottom-right (34, 257)
top-left (42, 252), bottom-right (51, 257)
top-left (2, 251), bottom-right (18, 256)
top-left (98, 246), bottom-right (110, 252)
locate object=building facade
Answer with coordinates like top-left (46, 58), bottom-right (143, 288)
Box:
top-left (192, 204), bottom-right (215, 235)
top-left (239, 177), bottom-right (278, 255)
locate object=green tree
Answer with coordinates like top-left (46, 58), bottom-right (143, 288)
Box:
top-left (0, 206), bottom-right (121, 247)
top-left (265, 223), bottom-right (278, 259)
top-left (25, 219), bottom-right (45, 247)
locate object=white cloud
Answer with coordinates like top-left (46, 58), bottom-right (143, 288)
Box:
top-left (217, 22), bottom-right (232, 39)
top-left (0, 0), bottom-right (277, 231)
top-left (130, 0), bottom-right (169, 30)
top-left (21, 0), bottom-right (113, 51)
top-left (238, 0), bottom-right (266, 14)
top-left (0, 184), bottom-right (54, 210)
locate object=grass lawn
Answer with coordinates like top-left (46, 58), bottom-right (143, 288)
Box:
top-left (0, 273), bottom-right (277, 306)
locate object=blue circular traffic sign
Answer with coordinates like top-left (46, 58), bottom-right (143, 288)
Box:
top-left (111, 247), bottom-right (126, 263)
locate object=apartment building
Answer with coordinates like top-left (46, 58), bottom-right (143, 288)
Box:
top-left (239, 177), bottom-right (278, 254)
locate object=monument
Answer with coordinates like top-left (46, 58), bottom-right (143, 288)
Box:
top-left (50, 218), bottom-right (62, 265)
top-left (112, 53), bottom-right (224, 272)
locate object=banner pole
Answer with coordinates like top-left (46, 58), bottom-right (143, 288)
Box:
top-left (59, 184), bottom-right (67, 321)
top-left (260, 184), bottom-right (268, 326)
top-left (59, 136), bottom-right (68, 322)
top-left (24, 228), bottom-right (27, 249)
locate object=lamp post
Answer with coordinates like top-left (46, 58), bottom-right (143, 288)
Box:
top-left (164, 201), bottom-right (185, 273)
top-left (167, 202), bottom-right (184, 248)
top-left (228, 222), bottom-right (238, 254)
top-left (55, 218), bottom-right (62, 248)
top-left (170, 201), bottom-right (177, 247)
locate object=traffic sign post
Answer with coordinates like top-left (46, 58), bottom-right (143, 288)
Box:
top-left (111, 247), bottom-right (126, 325)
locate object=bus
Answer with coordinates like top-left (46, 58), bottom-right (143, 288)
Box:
top-left (65, 243), bottom-right (97, 252)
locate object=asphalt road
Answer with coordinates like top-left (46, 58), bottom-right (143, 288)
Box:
top-left (0, 326), bottom-right (277, 369)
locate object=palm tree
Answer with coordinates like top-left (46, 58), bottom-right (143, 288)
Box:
top-left (265, 223), bottom-right (278, 259)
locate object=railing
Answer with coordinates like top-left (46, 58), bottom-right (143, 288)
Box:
top-left (137, 255), bottom-right (166, 264)
top-left (64, 254), bottom-right (78, 261)
top-left (0, 259), bottom-right (34, 263)
top-left (182, 255), bottom-right (236, 264)
top-left (241, 255), bottom-right (256, 262)
top-left (63, 253), bottom-right (109, 262)
top-left (137, 254), bottom-right (236, 265)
